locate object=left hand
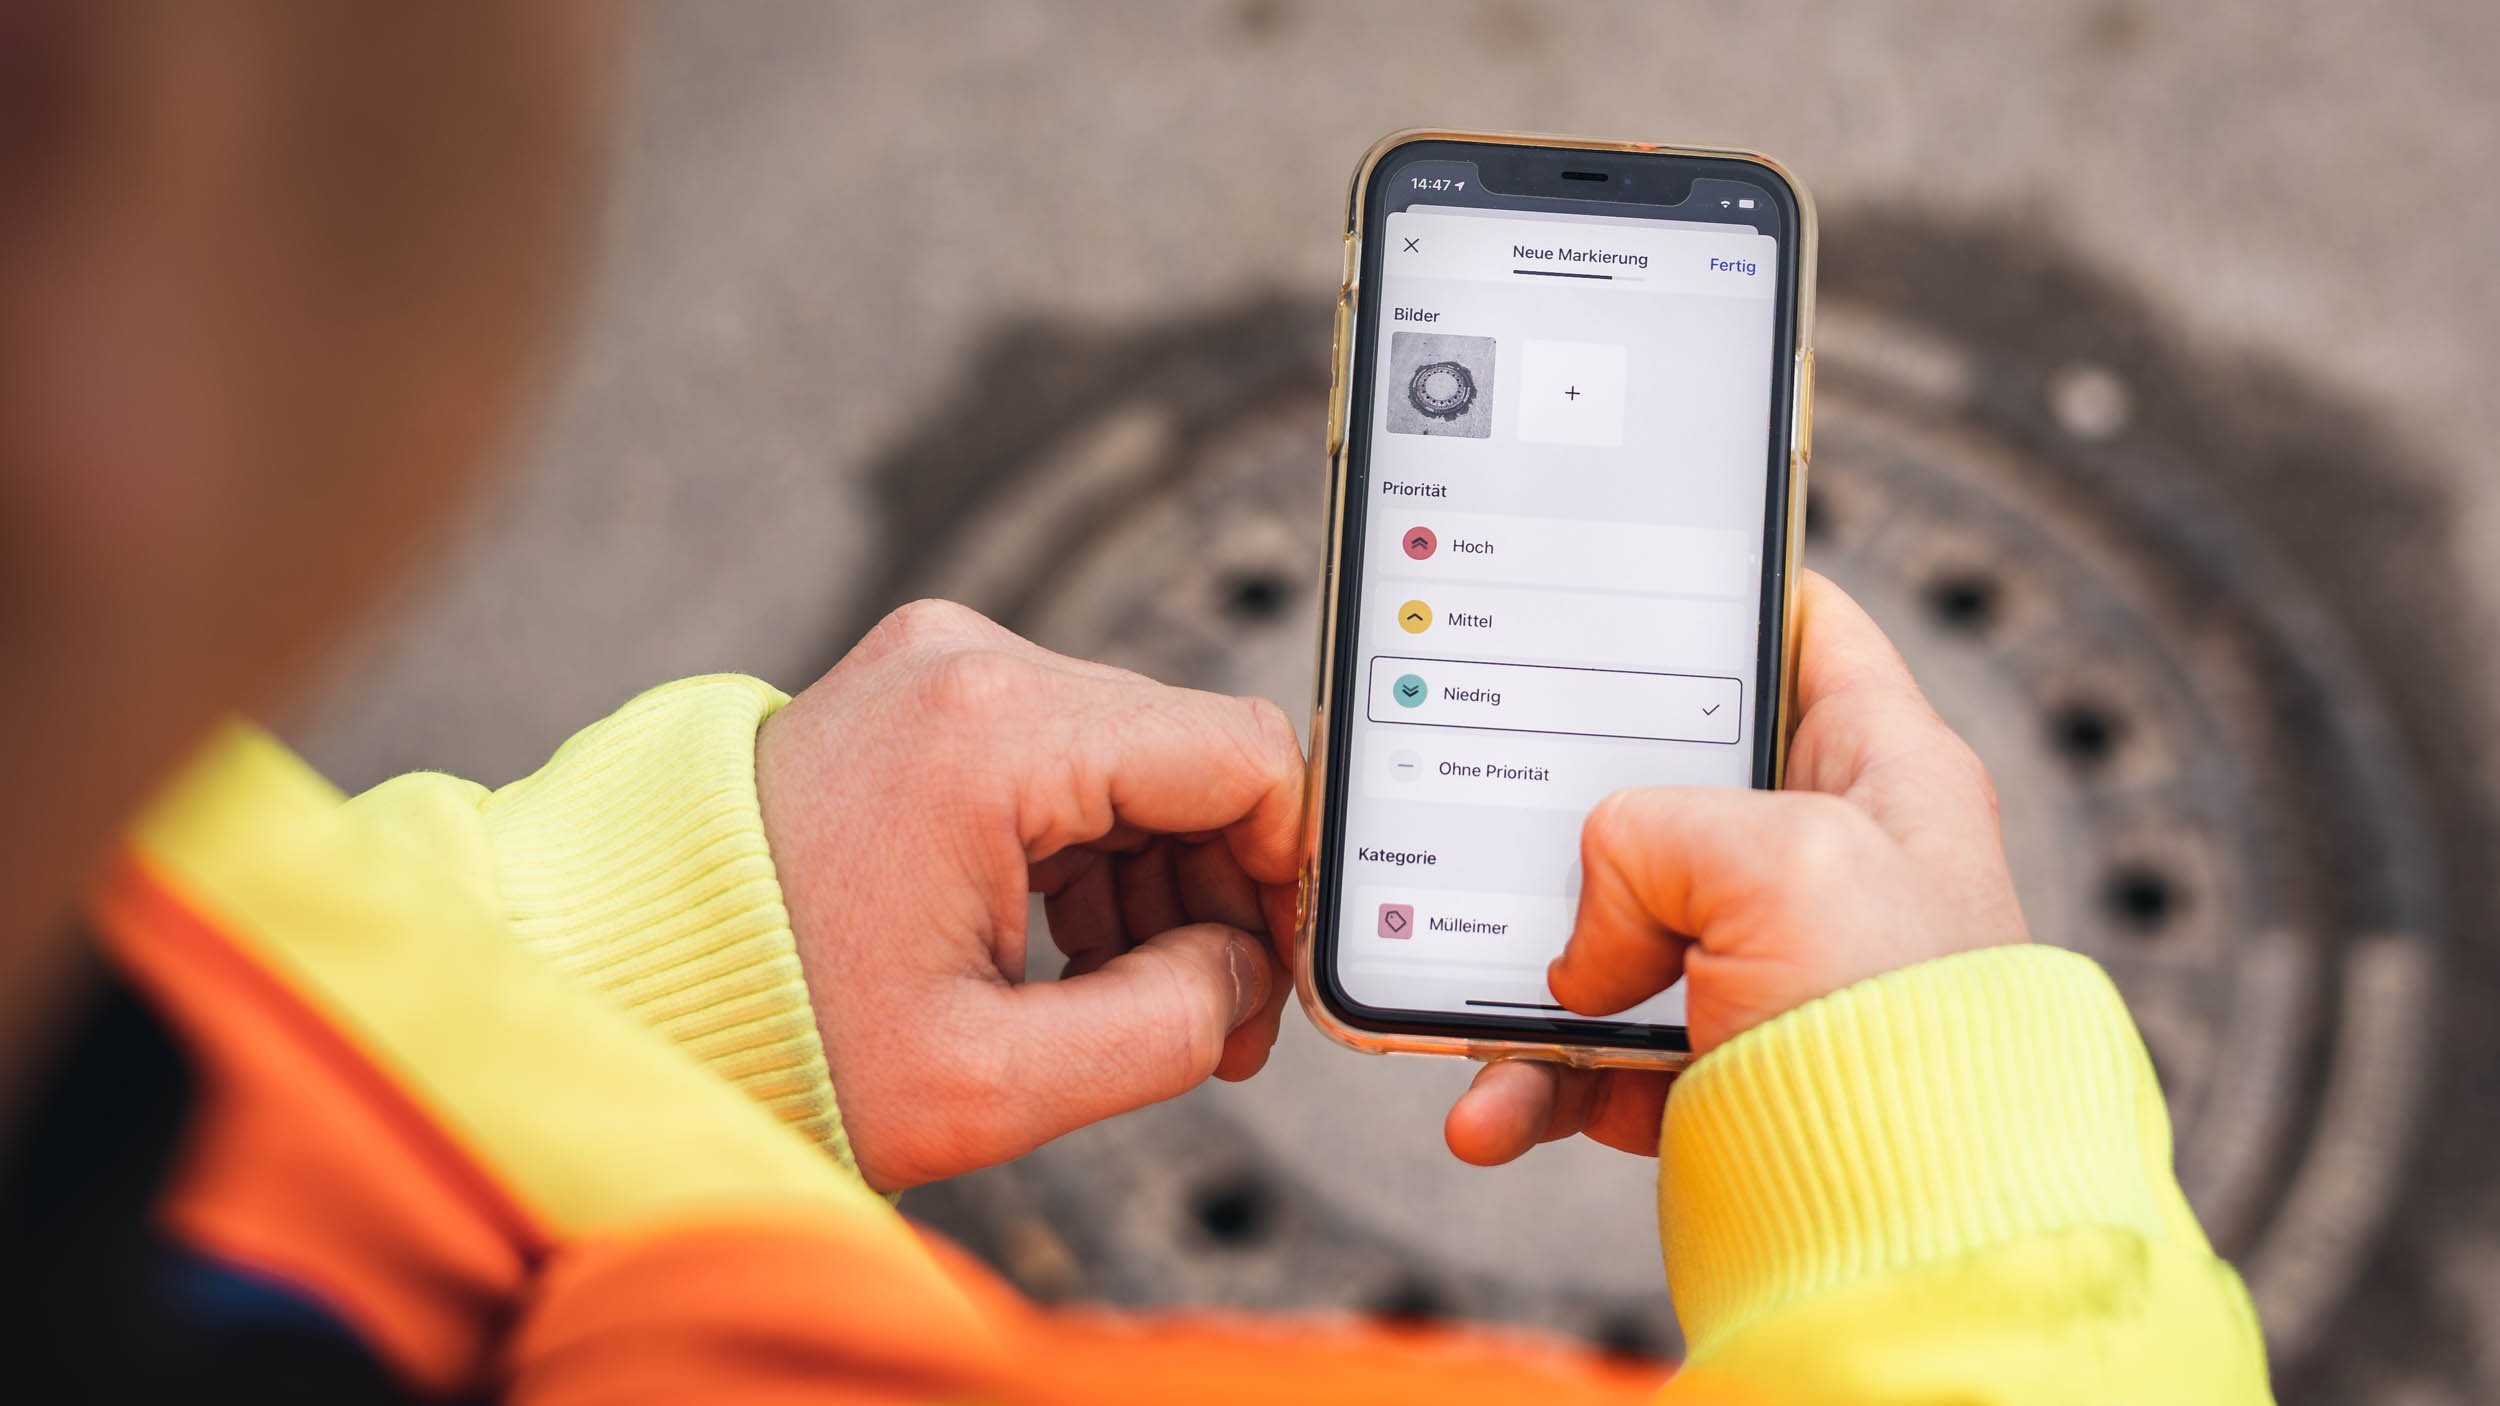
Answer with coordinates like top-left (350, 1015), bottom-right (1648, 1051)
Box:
top-left (755, 600), bottom-right (1305, 1192)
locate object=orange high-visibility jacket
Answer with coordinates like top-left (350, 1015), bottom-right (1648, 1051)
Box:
top-left (80, 678), bottom-right (2270, 1402)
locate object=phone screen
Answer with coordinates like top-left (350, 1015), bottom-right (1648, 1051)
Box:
top-left (1316, 141), bottom-right (1804, 1051)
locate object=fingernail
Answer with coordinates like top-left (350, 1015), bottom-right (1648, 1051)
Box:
top-left (1226, 938), bottom-right (1269, 1029)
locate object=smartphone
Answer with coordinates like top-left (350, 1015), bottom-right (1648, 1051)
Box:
top-left (1296, 131), bottom-right (1816, 1069)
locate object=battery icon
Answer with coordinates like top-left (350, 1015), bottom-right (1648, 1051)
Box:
top-left (1736, 198), bottom-right (1757, 209)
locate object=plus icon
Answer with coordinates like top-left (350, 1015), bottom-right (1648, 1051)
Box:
top-left (1564, 385), bottom-right (1581, 400)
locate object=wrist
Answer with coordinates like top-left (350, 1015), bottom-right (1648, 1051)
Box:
top-left (1659, 944), bottom-right (2197, 1357)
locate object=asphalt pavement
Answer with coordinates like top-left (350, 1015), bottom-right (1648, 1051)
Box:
top-left (290, 5), bottom-right (2500, 1400)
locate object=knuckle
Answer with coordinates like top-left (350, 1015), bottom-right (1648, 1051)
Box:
top-left (1958, 745), bottom-right (2003, 820)
top-left (1919, 721), bottom-right (2001, 815)
top-left (1786, 792), bottom-right (1875, 871)
top-left (1136, 942), bottom-right (1230, 1083)
top-left (1580, 791), bottom-right (1633, 858)
top-left (1584, 788), bottom-right (1641, 837)
top-left (1581, 788), bottom-right (1661, 860)
top-left (1177, 1010), bottom-right (1228, 1085)
top-left (919, 647), bottom-right (1034, 722)
top-left (1240, 695), bottom-right (1304, 773)
top-left (870, 598), bottom-right (992, 656)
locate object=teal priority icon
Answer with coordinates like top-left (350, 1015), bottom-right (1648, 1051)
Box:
top-left (1393, 673), bottom-right (1427, 709)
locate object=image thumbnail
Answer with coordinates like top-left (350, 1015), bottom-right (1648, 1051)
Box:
top-left (1387, 331), bottom-right (1495, 439)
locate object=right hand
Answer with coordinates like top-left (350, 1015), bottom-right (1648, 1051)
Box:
top-left (1444, 572), bottom-right (2032, 1165)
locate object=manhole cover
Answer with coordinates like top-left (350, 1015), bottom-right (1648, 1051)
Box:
top-left (858, 220), bottom-right (2469, 1396)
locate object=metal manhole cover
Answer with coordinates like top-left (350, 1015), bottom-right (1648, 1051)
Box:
top-left (1408, 361), bottom-right (1477, 419)
top-left (856, 222), bottom-right (2472, 1398)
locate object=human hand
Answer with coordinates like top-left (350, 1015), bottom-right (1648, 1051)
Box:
top-left (1443, 572), bottom-right (2031, 1164)
top-left (755, 601), bottom-right (1303, 1192)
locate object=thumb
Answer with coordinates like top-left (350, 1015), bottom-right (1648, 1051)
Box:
top-left (997, 922), bottom-right (1271, 1134)
top-left (1556, 786), bottom-right (1911, 1052)
top-left (1550, 788), bottom-right (1716, 1019)
top-left (1554, 787), bottom-right (1863, 1017)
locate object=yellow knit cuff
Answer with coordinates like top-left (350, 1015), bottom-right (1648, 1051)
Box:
top-left (477, 675), bottom-right (856, 1175)
top-left (1659, 944), bottom-right (2199, 1358)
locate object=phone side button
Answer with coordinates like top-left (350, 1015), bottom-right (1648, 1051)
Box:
top-left (1794, 345), bottom-right (1815, 464)
top-left (1325, 295), bottom-right (1352, 453)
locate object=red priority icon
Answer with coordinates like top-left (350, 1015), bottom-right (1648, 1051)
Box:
top-left (1402, 526), bottom-right (1437, 560)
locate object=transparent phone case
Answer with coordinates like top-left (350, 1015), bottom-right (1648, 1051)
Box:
top-left (1294, 128), bottom-right (1819, 1072)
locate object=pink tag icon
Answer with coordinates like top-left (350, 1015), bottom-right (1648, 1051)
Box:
top-left (1376, 903), bottom-right (1414, 939)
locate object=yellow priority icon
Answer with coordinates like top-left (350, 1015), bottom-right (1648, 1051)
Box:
top-left (1397, 599), bottom-right (1433, 634)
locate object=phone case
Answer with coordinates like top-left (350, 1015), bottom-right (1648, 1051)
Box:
top-left (1293, 128), bottom-right (1819, 1072)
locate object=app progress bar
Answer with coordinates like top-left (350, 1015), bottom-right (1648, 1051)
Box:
top-left (1511, 268), bottom-right (1612, 280)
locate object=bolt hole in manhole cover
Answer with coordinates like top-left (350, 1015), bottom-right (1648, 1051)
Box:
top-left (859, 217), bottom-right (2489, 1399)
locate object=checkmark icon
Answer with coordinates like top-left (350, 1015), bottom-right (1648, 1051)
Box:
top-left (1393, 673), bottom-right (1427, 708)
top-left (1702, 704), bottom-right (1722, 716)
